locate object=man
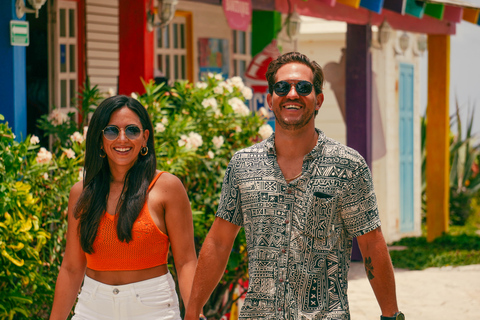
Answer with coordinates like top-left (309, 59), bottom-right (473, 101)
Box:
top-left (185, 52), bottom-right (403, 320)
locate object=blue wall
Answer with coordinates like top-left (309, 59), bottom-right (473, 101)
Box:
top-left (0, 0), bottom-right (27, 141)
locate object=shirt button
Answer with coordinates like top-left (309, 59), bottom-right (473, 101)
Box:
top-left (285, 219), bottom-right (289, 224)
top-left (287, 189), bottom-right (292, 194)
top-left (279, 278), bottom-right (284, 282)
top-left (113, 288), bottom-right (119, 295)
top-left (278, 307), bottom-right (282, 311)
top-left (282, 249), bottom-right (286, 253)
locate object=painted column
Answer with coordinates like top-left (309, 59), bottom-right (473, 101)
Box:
top-left (0, 0), bottom-right (27, 140)
top-left (118, 0), bottom-right (154, 95)
top-left (426, 35), bottom-right (450, 242)
top-left (251, 11), bottom-right (282, 56)
top-left (346, 24), bottom-right (372, 260)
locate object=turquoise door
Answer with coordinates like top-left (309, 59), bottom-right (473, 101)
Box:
top-left (399, 63), bottom-right (415, 232)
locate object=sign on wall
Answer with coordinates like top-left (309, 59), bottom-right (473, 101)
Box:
top-left (222, 0), bottom-right (252, 31)
top-left (10, 21), bottom-right (29, 46)
top-left (198, 38), bottom-right (229, 79)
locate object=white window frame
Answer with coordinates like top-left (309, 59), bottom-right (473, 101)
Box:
top-left (154, 16), bottom-right (188, 84)
top-left (232, 29), bottom-right (251, 80)
top-left (50, 0), bottom-right (78, 116)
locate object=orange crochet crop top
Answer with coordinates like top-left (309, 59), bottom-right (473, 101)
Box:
top-left (85, 172), bottom-right (170, 271)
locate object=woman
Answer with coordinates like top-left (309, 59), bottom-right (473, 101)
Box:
top-left (50, 95), bottom-right (197, 320)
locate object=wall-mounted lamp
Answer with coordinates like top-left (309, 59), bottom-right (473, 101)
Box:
top-left (16, 0), bottom-right (47, 19)
top-left (416, 34), bottom-right (427, 54)
top-left (147, 0), bottom-right (178, 32)
top-left (378, 20), bottom-right (392, 46)
top-left (285, 8), bottom-right (301, 39)
top-left (399, 32), bottom-right (410, 52)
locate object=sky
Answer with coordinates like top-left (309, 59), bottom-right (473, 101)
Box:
top-left (420, 0), bottom-right (480, 138)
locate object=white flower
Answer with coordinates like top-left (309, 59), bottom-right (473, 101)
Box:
top-left (178, 135), bottom-right (187, 147)
top-left (228, 76), bottom-right (245, 90)
top-left (12, 134), bottom-right (16, 139)
top-left (215, 74), bottom-right (223, 81)
top-left (242, 86), bottom-right (253, 100)
top-left (42, 172), bottom-right (49, 180)
top-left (30, 135), bottom-right (40, 145)
top-left (36, 147), bottom-right (52, 164)
top-left (64, 148), bottom-right (76, 159)
top-left (212, 136), bottom-right (224, 149)
top-left (131, 92), bottom-right (138, 100)
top-left (83, 126), bottom-right (88, 140)
top-left (187, 132), bottom-right (203, 149)
top-left (258, 107), bottom-right (270, 118)
top-left (78, 168), bottom-right (84, 181)
top-left (207, 151), bottom-right (215, 159)
top-left (161, 117), bottom-right (168, 125)
top-left (259, 124), bottom-right (274, 140)
top-left (155, 122), bottom-right (166, 133)
top-left (108, 88), bottom-right (116, 97)
top-left (196, 82), bottom-right (208, 89)
top-left (49, 109), bottom-right (69, 125)
top-left (70, 131), bottom-right (84, 143)
top-left (228, 97), bottom-right (250, 116)
top-left (178, 132), bottom-right (203, 150)
top-left (215, 81), bottom-right (234, 94)
top-left (207, 72), bottom-right (215, 79)
top-left (235, 125), bottom-right (242, 133)
top-left (202, 97), bottom-right (218, 109)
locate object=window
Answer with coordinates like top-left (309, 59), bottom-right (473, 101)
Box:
top-left (52, 1), bottom-right (77, 115)
top-left (232, 30), bottom-right (251, 80)
top-left (155, 16), bottom-right (187, 83)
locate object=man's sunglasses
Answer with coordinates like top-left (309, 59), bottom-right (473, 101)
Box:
top-left (273, 80), bottom-right (314, 97)
top-left (102, 125), bottom-right (143, 141)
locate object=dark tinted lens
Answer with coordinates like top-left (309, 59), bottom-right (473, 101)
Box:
top-left (273, 81), bottom-right (313, 96)
top-left (296, 81), bottom-right (313, 96)
top-left (103, 126), bottom-right (119, 140)
top-left (273, 81), bottom-right (291, 96)
top-left (125, 125), bottom-right (141, 139)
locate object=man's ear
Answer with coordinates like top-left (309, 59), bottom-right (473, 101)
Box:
top-left (267, 93), bottom-right (273, 110)
top-left (316, 93), bottom-right (324, 112)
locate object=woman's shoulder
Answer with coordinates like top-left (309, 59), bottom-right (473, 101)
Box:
top-left (70, 180), bottom-right (84, 197)
top-left (149, 171), bottom-right (186, 198)
top-left (153, 170), bottom-right (183, 189)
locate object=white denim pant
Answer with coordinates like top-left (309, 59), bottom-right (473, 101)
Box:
top-left (72, 272), bottom-right (181, 320)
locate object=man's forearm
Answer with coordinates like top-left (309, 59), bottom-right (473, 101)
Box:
top-left (357, 228), bottom-right (399, 317)
top-left (184, 225), bottom-right (237, 320)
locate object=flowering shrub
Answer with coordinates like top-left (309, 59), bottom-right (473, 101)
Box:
top-left (0, 74), bottom-right (271, 318)
top-left (0, 115), bottom-right (84, 319)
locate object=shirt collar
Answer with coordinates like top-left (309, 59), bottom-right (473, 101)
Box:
top-left (266, 128), bottom-right (326, 158)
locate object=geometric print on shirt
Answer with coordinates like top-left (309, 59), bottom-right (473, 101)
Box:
top-left (216, 129), bottom-right (381, 320)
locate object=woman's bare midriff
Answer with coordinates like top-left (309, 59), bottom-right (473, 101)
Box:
top-left (86, 264), bottom-right (169, 285)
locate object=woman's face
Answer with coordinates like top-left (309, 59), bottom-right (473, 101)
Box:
top-left (101, 106), bottom-right (149, 172)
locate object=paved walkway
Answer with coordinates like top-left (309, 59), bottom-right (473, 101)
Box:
top-left (347, 262), bottom-right (480, 320)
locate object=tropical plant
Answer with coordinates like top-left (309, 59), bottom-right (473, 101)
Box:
top-left (421, 100), bottom-right (480, 226)
top-left (0, 114), bottom-right (84, 319)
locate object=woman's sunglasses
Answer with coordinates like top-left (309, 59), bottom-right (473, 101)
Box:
top-left (102, 125), bottom-right (142, 141)
top-left (273, 80), bottom-right (314, 97)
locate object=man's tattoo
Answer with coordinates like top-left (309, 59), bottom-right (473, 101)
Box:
top-left (364, 257), bottom-right (374, 280)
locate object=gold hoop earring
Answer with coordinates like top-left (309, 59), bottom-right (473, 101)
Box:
top-left (99, 148), bottom-right (106, 158)
top-left (140, 146), bottom-right (148, 156)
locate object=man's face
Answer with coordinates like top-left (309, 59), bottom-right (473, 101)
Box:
top-left (267, 62), bottom-right (323, 131)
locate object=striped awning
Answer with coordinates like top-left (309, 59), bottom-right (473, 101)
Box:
top-left (275, 0), bottom-right (480, 34)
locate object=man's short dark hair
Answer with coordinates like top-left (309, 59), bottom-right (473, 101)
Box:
top-left (266, 51), bottom-right (324, 97)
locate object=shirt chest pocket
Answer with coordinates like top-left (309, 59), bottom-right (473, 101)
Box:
top-left (302, 192), bottom-right (338, 239)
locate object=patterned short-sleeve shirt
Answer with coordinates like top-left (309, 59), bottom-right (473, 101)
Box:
top-left (216, 129), bottom-right (381, 320)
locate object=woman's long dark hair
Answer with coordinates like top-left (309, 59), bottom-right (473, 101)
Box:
top-left (75, 95), bottom-right (157, 254)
